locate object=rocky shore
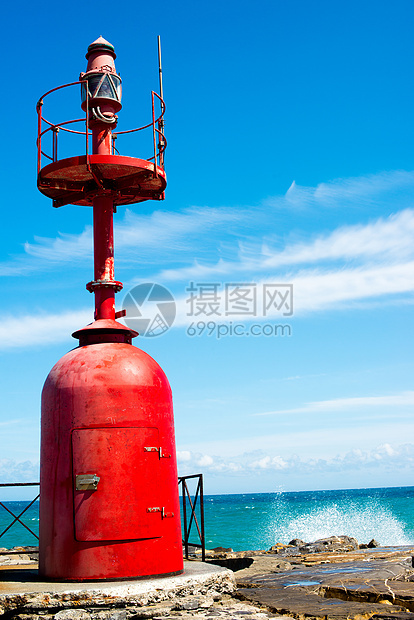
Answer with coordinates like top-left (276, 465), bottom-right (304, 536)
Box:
top-left (1, 537), bottom-right (414, 619)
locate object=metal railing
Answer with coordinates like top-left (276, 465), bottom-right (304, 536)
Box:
top-left (36, 82), bottom-right (166, 177)
top-left (0, 476), bottom-right (206, 561)
top-left (0, 483), bottom-right (40, 542)
top-left (178, 473), bottom-right (205, 561)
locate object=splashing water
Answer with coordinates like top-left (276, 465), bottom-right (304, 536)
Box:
top-left (268, 501), bottom-right (411, 546)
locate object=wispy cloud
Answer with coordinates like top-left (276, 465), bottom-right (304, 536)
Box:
top-left (0, 459), bottom-right (39, 483)
top-left (255, 391), bottom-right (414, 416)
top-left (1, 258), bottom-right (413, 349)
top-left (2, 206), bottom-right (240, 276)
top-left (262, 209), bottom-right (414, 267)
top-left (159, 208), bottom-right (414, 288)
top-left (3, 170), bottom-right (414, 348)
top-left (0, 309), bottom-right (92, 349)
top-left (4, 169), bottom-right (414, 278)
top-left (176, 442), bottom-right (414, 478)
top-left (280, 170), bottom-right (414, 210)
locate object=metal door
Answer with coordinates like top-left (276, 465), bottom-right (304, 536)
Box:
top-left (72, 427), bottom-right (161, 541)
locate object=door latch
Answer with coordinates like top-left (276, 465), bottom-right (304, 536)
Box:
top-left (75, 473), bottom-right (100, 491)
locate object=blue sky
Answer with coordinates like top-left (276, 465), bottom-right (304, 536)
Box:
top-left (2, 0), bottom-right (414, 496)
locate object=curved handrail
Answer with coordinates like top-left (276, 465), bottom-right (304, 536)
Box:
top-left (37, 80), bottom-right (84, 106)
top-left (37, 81), bottom-right (166, 176)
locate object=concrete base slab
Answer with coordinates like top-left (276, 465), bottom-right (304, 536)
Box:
top-left (0, 561), bottom-right (235, 615)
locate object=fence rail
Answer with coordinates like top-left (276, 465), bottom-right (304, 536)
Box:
top-left (178, 473), bottom-right (205, 561)
top-left (0, 476), bottom-right (205, 561)
top-left (0, 483), bottom-right (40, 541)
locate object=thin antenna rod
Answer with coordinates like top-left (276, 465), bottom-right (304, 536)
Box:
top-left (157, 35), bottom-right (164, 102)
top-left (157, 35), bottom-right (165, 167)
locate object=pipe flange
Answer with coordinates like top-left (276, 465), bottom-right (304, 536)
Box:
top-left (86, 280), bottom-right (123, 293)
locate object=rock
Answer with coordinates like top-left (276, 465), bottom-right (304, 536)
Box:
top-left (11, 616), bottom-right (42, 620)
top-left (0, 553), bottom-right (33, 565)
top-left (288, 539), bottom-right (304, 546)
top-left (299, 535), bottom-right (359, 553)
top-left (173, 597), bottom-right (202, 610)
top-left (211, 547), bottom-right (233, 553)
top-left (54, 611), bottom-right (91, 620)
top-left (268, 543), bottom-right (287, 553)
top-left (107, 612), bottom-right (126, 620)
top-left (367, 538), bottom-right (380, 548)
top-left (272, 560), bottom-right (292, 571)
top-left (360, 538), bottom-right (380, 549)
top-left (198, 597), bottom-right (215, 608)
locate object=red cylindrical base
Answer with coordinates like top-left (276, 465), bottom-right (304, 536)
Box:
top-left (39, 341), bottom-right (183, 580)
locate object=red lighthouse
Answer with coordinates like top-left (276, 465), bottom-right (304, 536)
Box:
top-left (36, 37), bottom-right (183, 580)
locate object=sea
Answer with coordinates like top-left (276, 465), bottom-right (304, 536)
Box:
top-left (1, 486), bottom-right (414, 551)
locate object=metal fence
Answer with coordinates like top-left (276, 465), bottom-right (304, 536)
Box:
top-left (0, 483), bottom-right (40, 542)
top-left (178, 473), bottom-right (205, 561)
top-left (0, 475), bottom-right (205, 560)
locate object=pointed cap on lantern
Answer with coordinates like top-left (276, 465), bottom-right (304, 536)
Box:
top-left (86, 36), bottom-right (116, 59)
top-left (84, 36), bottom-right (117, 75)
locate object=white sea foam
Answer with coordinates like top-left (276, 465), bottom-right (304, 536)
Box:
top-left (266, 501), bottom-right (411, 546)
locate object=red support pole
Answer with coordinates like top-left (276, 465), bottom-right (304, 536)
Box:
top-left (90, 122), bottom-right (117, 321)
top-left (93, 194), bottom-right (115, 320)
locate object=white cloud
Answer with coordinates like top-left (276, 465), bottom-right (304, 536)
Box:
top-left (280, 170), bottom-right (414, 210)
top-left (249, 455), bottom-right (288, 470)
top-left (3, 206), bottom-right (240, 275)
top-left (25, 228), bottom-right (93, 262)
top-left (262, 209), bottom-right (414, 267)
top-left (177, 450), bottom-right (192, 462)
top-left (0, 309), bottom-right (92, 350)
top-left (177, 443), bottom-right (414, 479)
top-left (5, 169), bottom-right (414, 280)
top-left (197, 455), bottom-right (214, 467)
top-left (255, 391), bottom-right (414, 416)
top-left (0, 459), bottom-right (39, 483)
top-left (4, 170), bottom-right (414, 348)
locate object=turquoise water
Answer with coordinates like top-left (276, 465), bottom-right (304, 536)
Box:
top-left (203, 487), bottom-right (414, 551)
top-left (1, 486), bottom-right (414, 551)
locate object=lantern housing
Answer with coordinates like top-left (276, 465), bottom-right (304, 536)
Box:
top-left (81, 71), bottom-right (122, 112)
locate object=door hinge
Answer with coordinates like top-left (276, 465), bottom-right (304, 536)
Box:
top-left (146, 507), bottom-right (174, 518)
top-left (144, 446), bottom-right (171, 458)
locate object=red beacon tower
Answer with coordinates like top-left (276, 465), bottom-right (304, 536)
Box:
top-left (36, 37), bottom-right (183, 581)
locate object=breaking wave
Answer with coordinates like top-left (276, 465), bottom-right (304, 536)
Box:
top-left (265, 500), bottom-right (411, 547)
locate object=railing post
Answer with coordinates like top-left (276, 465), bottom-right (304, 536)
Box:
top-left (178, 474), bottom-right (205, 561)
top-left (200, 474), bottom-right (205, 561)
top-left (181, 479), bottom-right (189, 559)
top-left (151, 91), bottom-right (158, 178)
top-left (37, 100), bottom-right (43, 175)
